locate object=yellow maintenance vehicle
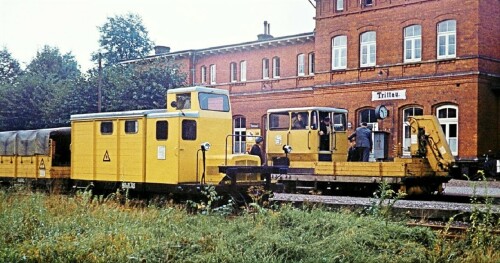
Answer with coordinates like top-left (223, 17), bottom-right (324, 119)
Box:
top-left (266, 107), bottom-right (456, 195)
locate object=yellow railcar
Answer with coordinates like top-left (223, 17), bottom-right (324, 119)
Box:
top-left (70, 86), bottom-right (261, 194)
top-left (266, 107), bottom-right (454, 195)
top-left (0, 128), bottom-right (71, 190)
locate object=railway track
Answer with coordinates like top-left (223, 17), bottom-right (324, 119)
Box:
top-left (270, 192), bottom-right (500, 221)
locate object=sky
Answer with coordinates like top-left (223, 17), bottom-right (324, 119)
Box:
top-left (0, 0), bottom-right (316, 71)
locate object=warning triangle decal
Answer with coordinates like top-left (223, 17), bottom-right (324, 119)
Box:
top-left (39, 159), bottom-right (45, 169)
top-left (103, 150), bottom-right (111, 162)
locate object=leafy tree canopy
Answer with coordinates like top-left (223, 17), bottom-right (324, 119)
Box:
top-left (0, 47), bottom-right (22, 85)
top-left (26, 45), bottom-right (80, 80)
top-left (94, 13), bottom-right (154, 66)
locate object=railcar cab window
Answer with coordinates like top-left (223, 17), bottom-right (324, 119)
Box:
top-left (198, 92), bottom-right (230, 112)
top-left (156, 121), bottom-right (168, 140)
top-left (182, 120), bottom-right (196, 140)
top-left (333, 113), bottom-right (347, 131)
top-left (175, 93), bottom-right (191, 110)
top-left (125, 120), bottom-right (138, 134)
top-left (100, 122), bottom-right (113, 135)
top-left (292, 112), bottom-right (309, 129)
top-left (269, 112), bottom-right (290, 130)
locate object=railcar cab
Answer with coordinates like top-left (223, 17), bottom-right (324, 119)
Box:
top-left (267, 107), bottom-right (348, 167)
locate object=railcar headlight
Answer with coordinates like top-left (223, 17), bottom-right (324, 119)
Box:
top-left (282, 145), bottom-right (292, 154)
top-left (200, 142), bottom-right (211, 151)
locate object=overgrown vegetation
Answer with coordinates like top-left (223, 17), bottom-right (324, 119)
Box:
top-left (0, 187), bottom-right (498, 263)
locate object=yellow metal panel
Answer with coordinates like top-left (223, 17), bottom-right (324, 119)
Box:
top-left (117, 118), bottom-right (146, 183)
top-left (71, 121), bottom-right (95, 180)
top-left (0, 156), bottom-right (16, 177)
top-left (16, 156), bottom-right (37, 178)
top-left (95, 120), bottom-right (118, 182)
top-left (145, 118), bottom-right (180, 184)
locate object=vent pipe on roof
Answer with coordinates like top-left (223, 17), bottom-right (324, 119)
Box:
top-left (257, 21), bottom-right (273, 41)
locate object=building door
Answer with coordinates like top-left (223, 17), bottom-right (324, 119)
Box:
top-left (402, 107), bottom-right (423, 156)
top-left (437, 105), bottom-right (458, 156)
top-left (233, 117), bottom-right (246, 153)
top-left (359, 109), bottom-right (377, 161)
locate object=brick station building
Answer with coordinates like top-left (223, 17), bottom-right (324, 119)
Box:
top-left (127, 0), bottom-right (499, 162)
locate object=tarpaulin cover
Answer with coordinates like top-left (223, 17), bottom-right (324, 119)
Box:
top-left (0, 127), bottom-right (70, 156)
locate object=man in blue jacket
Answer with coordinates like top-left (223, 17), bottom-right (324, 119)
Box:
top-left (348, 122), bottom-right (372, 161)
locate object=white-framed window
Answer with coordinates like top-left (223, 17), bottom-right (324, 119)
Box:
top-left (332, 35), bottom-right (347, 70)
top-left (230, 62), bottom-right (237, 83)
top-left (308, 52), bottom-right (315, 75)
top-left (272, 57), bottom-right (280, 78)
top-left (437, 105), bottom-right (458, 156)
top-left (360, 31), bottom-right (376, 67)
top-left (437, 20), bottom-right (456, 59)
top-left (200, 66), bottom-right (207, 83)
top-left (402, 107), bottom-right (424, 155)
top-left (233, 116), bottom-right (247, 154)
top-left (336, 0), bottom-right (344, 11)
top-left (240, 60), bottom-right (247, 82)
top-left (297, 53), bottom-right (305, 76)
top-left (262, 58), bottom-right (270, 79)
top-left (404, 25), bottom-right (422, 63)
top-left (210, 64), bottom-right (216, 84)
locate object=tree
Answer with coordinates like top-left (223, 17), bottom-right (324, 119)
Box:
top-left (0, 46), bottom-right (81, 130)
top-left (88, 60), bottom-right (186, 112)
top-left (0, 47), bottom-right (22, 85)
top-left (26, 45), bottom-right (80, 80)
top-left (93, 13), bottom-right (154, 66)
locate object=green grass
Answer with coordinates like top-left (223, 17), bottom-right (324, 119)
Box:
top-left (0, 189), bottom-right (498, 263)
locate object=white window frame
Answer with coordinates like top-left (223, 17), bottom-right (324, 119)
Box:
top-left (240, 61), bottom-right (247, 82)
top-left (200, 66), bottom-right (207, 84)
top-left (272, 57), bottom-right (280, 78)
top-left (360, 31), bottom-right (376, 67)
top-left (404, 25), bottom-right (422, 63)
top-left (332, 35), bottom-right (347, 70)
top-left (437, 20), bottom-right (456, 59)
top-left (297, 53), bottom-right (305, 76)
top-left (336, 0), bottom-right (344, 11)
top-left (230, 62), bottom-right (237, 83)
top-left (262, 58), bottom-right (270, 79)
top-left (308, 52), bottom-right (315, 75)
top-left (210, 64), bottom-right (216, 84)
top-left (437, 105), bottom-right (459, 156)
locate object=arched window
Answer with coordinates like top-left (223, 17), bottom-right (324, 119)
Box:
top-left (402, 107), bottom-right (423, 155)
top-left (437, 20), bottom-right (456, 59)
top-left (404, 25), bottom-right (422, 62)
top-left (332, 35), bottom-right (347, 70)
top-left (272, 57), bottom-right (280, 78)
top-left (360, 31), bottom-right (376, 67)
top-left (233, 116), bottom-right (246, 153)
top-left (437, 105), bottom-right (458, 156)
top-left (230, 62), bottom-right (237, 83)
top-left (262, 58), bottom-right (270, 79)
top-left (297, 54), bottom-right (305, 76)
top-left (200, 66), bottom-right (207, 83)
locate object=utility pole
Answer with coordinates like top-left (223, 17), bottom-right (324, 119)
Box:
top-left (98, 53), bottom-right (102, 112)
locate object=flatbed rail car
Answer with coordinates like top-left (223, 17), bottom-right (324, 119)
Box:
top-left (70, 86), bottom-right (276, 196)
top-left (265, 107), bottom-right (456, 195)
top-left (0, 127), bottom-right (71, 190)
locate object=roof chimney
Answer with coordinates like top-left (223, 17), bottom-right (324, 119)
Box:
top-left (257, 21), bottom-right (273, 41)
top-left (154, 46), bottom-right (170, 55)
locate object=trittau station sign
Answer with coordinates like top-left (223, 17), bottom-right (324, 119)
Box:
top-left (372, 89), bottom-right (406, 101)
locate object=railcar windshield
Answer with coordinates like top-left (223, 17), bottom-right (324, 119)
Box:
top-left (198, 92), bottom-right (230, 112)
top-left (269, 112), bottom-right (290, 130)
